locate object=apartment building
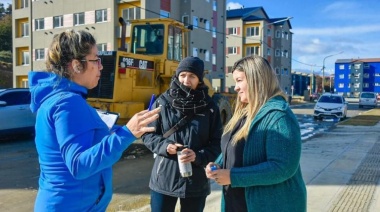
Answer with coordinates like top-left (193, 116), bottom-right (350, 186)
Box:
top-left (335, 58), bottom-right (380, 97)
top-left (12, 0), bottom-right (226, 88)
top-left (225, 7), bottom-right (293, 93)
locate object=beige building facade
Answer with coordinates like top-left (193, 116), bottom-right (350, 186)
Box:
top-left (225, 7), bottom-right (293, 94)
top-left (12, 0), bottom-right (226, 88)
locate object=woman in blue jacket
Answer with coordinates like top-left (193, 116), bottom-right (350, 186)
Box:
top-left (206, 55), bottom-right (307, 212)
top-left (29, 29), bottom-right (160, 211)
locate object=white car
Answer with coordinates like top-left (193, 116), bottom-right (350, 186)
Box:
top-left (0, 88), bottom-right (36, 137)
top-left (313, 93), bottom-right (348, 120)
top-left (359, 92), bottom-right (377, 108)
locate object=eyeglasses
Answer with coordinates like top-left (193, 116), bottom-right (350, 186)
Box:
top-left (81, 58), bottom-right (102, 66)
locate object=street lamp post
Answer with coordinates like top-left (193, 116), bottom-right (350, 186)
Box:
top-left (322, 51), bottom-right (343, 92)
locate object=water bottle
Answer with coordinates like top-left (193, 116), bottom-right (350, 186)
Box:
top-left (177, 146), bottom-right (192, 177)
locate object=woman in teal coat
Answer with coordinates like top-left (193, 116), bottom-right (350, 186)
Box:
top-left (206, 55), bottom-right (307, 212)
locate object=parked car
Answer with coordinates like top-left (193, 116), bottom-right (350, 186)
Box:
top-left (313, 93), bottom-right (348, 120)
top-left (309, 93), bottom-right (320, 102)
top-left (0, 88), bottom-right (36, 137)
top-left (377, 93), bottom-right (380, 101)
top-left (359, 92), bottom-right (378, 108)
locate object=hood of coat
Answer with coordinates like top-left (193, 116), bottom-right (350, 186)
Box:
top-left (28, 71), bottom-right (88, 113)
top-left (249, 96), bottom-right (289, 128)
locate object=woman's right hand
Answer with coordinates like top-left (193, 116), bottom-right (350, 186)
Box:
top-left (205, 162), bottom-right (219, 179)
top-left (126, 107), bottom-right (161, 138)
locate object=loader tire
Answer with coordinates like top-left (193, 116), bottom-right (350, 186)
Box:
top-left (212, 94), bottom-right (233, 126)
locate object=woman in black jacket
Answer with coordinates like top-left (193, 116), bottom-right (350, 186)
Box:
top-left (142, 56), bottom-right (222, 212)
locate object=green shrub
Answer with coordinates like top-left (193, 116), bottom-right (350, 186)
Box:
top-left (0, 51), bottom-right (12, 63)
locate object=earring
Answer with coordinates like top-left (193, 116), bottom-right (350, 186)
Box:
top-left (74, 67), bottom-right (81, 74)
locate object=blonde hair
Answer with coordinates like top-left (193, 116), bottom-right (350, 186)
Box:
top-left (223, 55), bottom-right (287, 144)
top-left (45, 29), bottom-right (96, 78)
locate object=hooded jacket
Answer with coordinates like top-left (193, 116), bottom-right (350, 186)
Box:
top-left (141, 90), bottom-right (222, 198)
top-left (215, 96), bottom-right (307, 212)
top-left (29, 72), bottom-right (136, 212)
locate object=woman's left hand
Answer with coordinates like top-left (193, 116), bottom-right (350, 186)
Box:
top-left (213, 169), bottom-right (231, 186)
top-left (177, 148), bottom-right (196, 163)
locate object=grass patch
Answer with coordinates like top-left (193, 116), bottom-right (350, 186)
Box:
top-left (339, 108), bottom-right (380, 126)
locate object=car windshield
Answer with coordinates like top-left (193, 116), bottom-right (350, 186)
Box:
top-left (361, 93), bottom-right (375, 98)
top-left (319, 96), bottom-right (343, 104)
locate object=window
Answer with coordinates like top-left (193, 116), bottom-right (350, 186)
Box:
top-left (275, 49), bottom-right (281, 57)
top-left (339, 74), bottom-right (344, 79)
top-left (275, 67), bottom-right (280, 75)
top-left (21, 0), bottom-right (28, 8)
top-left (354, 63), bottom-right (361, 69)
top-left (122, 7), bottom-right (141, 23)
top-left (228, 47), bottom-right (237, 55)
top-left (267, 48), bottom-right (271, 56)
top-left (363, 73), bottom-right (369, 78)
top-left (205, 20), bottom-right (210, 32)
top-left (212, 27), bottom-right (216, 38)
top-left (193, 47), bottom-right (198, 57)
top-left (276, 30), bottom-right (281, 38)
top-left (339, 64), bottom-right (345, 69)
top-left (35, 49), bottom-right (45, 60)
top-left (95, 9), bottom-right (107, 23)
top-left (160, 10), bottom-right (170, 18)
top-left (339, 83), bottom-right (344, 88)
top-left (363, 83), bottom-right (369, 88)
top-left (285, 32), bottom-right (289, 40)
top-left (53, 16), bottom-right (63, 28)
top-left (22, 22), bottom-right (29, 37)
top-left (74, 12), bottom-right (85, 26)
top-left (182, 15), bottom-right (189, 26)
top-left (364, 63), bottom-right (370, 69)
top-left (228, 27), bottom-right (237, 35)
top-left (193, 16), bottom-right (198, 29)
top-left (283, 50), bottom-right (288, 58)
top-left (213, 0), bottom-right (217, 11)
top-left (375, 73), bottom-right (380, 77)
top-left (22, 51), bottom-right (29, 65)
top-left (246, 27), bottom-right (259, 37)
top-left (35, 18), bottom-right (44, 30)
top-left (284, 68), bottom-right (289, 75)
top-left (227, 66), bottom-right (233, 73)
top-left (354, 83), bottom-right (360, 88)
top-left (97, 43), bottom-right (107, 51)
top-left (246, 46), bottom-right (259, 56)
top-left (212, 54), bottom-right (216, 65)
top-left (205, 50), bottom-right (210, 62)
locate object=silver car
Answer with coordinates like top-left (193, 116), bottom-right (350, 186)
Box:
top-left (359, 92), bottom-right (377, 108)
top-left (0, 88), bottom-right (36, 137)
top-left (313, 93), bottom-right (348, 120)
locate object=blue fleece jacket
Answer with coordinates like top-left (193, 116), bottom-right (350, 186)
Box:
top-left (29, 72), bottom-right (136, 212)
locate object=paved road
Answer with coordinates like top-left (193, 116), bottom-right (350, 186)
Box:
top-left (0, 103), bottom-right (376, 212)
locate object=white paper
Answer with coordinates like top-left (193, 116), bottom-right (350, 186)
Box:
top-left (96, 109), bottom-right (120, 129)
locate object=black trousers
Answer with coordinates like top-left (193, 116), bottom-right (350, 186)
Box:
top-left (150, 190), bottom-right (206, 212)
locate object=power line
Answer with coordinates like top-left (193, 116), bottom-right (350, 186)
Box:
top-left (292, 58), bottom-right (322, 68)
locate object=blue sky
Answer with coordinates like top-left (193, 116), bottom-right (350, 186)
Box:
top-left (227, 0), bottom-right (380, 75)
top-left (4, 0), bottom-right (379, 75)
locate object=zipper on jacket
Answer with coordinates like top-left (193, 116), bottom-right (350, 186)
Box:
top-left (156, 156), bottom-right (165, 181)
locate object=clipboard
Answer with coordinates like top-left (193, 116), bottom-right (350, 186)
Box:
top-left (96, 109), bottom-right (120, 129)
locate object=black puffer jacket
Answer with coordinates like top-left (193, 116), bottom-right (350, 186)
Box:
top-left (141, 90), bottom-right (222, 198)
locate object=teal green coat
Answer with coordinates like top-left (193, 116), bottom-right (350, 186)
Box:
top-left (215, 96), bottom-right (307, 212)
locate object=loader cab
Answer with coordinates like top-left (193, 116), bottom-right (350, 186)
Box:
top-left (129, 20), bottom-right (186, 61)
